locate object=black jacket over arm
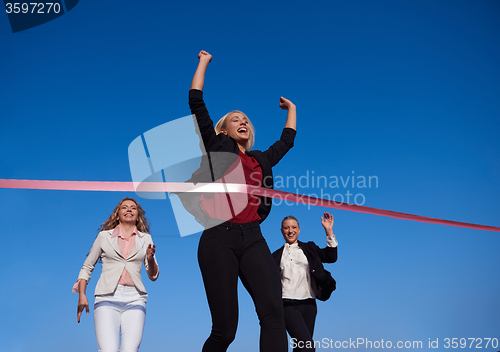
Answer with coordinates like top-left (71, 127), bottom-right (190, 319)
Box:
top-left (182, 89), bottom-right (296, 224)
top-left (273, 241), bottom-right (337, 301)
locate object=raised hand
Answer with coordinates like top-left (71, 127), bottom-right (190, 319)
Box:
top-left (198, 50), bottom-right (212, 63)
top-left (279, 97), bottom-right (297, 130)
top-left (192, 50), bottom-right (212, 90)
top-left (279, 96), bottom-right (295, 111)
top-left (321, 212), bottom-right (335, 237)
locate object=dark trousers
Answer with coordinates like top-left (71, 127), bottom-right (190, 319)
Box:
top-left (283, 298), bottom-right (318, 352)
top-left (198, 222), bottom-right (287, 352)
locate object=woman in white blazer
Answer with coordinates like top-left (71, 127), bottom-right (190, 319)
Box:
top-left (73, 197), bottom-right (159, 352)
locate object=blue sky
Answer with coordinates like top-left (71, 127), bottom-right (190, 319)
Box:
top-left (1, 1), bottom-right (499, 351)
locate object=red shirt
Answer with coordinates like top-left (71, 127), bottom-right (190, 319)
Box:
top-left (199, 151), bottom-right (262, 223)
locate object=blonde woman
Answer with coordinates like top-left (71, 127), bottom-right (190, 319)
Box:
top-left (73, 197), bottom-right (159, 352)
top-left (187, 50), bottom-right (297, 352)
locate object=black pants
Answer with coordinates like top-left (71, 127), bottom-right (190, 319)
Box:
top-left (198, 222), bottom-right (287, 352)
top-left (283, 298), bottom-right (318, 352)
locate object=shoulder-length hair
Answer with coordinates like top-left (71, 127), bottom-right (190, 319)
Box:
top-left (214, 110), bottom-right (255, 152)
top-left (98, 197), bottom-right (150, 233)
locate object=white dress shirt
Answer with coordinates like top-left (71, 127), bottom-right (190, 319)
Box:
top-left (280, 236), bottom-right (337, 300)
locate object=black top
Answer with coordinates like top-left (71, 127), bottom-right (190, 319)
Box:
top-left (182, 89), bottom-right (296, 224)
top-left (273, 241), bottom-right (338, 301)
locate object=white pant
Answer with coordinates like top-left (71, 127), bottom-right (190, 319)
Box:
top-left (94, 285), bottom-right (148, 352)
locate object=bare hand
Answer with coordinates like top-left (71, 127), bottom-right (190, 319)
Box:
top-left (147, 243), bottom-right (156, 260)
top-left (198, 50), bottom-right (212, 63)
top-left (321, 212), bottom-right (334, 233)
top-left (77, 295), bottom-right (89, 323)
top-left (279, 97), bottom-right (295, 111)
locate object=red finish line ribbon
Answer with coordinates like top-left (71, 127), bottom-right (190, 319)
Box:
top-left (1, 179), bottom-right (499, 232)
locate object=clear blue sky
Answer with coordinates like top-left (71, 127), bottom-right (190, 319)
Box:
top-left (1, 1), bottom-right (499, 351)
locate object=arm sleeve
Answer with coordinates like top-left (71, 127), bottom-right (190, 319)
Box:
top-left (262, 128), bottom-right (296, 167)
top-left (311, 241), bottom-right (338, 263)
top-left (326, 236), bottom-right (338, 248)
top-left (189, 89), bottom-right (222, 152)
top-left (76, 234), bottom-right (103, 283)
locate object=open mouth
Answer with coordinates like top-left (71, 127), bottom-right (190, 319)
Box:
top-left (237, 127), bottom-right (248, 133)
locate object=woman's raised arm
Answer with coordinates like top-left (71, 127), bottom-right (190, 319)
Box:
top-left (279, 97), bottom-right (297, 131)
top-left (191, 50), bottom-right (212, 91)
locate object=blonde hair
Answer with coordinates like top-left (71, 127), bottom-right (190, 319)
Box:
top-left (99, 197), bottom-right (150, 233)
top-left (215, 110), bottom-right (255, 151)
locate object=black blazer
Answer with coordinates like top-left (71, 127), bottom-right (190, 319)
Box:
top-left (180, 89), bottom-right (296, 224)
top-left (273, 241), bottom-right (337, 301)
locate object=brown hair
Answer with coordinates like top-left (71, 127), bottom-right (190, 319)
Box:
top-left (99, 197), bottom-right (150, 233)
top-left (281, 215), bottom-right (299, 228)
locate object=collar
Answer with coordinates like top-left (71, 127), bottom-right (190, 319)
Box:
top-left (284, 242), bottom-right (300, 249)
top-left (110, 224), bottom-right (143, 239)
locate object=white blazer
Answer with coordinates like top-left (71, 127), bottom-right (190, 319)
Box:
top-left (76, 229), bottom-right (159, 296)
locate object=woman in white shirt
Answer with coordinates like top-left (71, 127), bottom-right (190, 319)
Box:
top-left (73, 197), bottom-right (159, 352)
top-left (272, 213), bottom-right (338, 352)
